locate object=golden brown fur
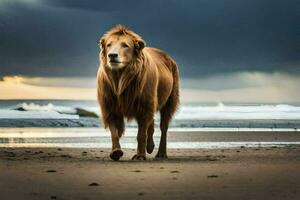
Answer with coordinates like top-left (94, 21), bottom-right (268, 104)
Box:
top-left (97, 25), bottom-right (179, 160)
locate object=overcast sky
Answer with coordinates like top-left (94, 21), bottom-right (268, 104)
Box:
top-left (0, 0), bottom-right (299, 78)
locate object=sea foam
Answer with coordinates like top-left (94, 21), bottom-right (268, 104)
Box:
top-left (175, 103), bottom-right (300, 120)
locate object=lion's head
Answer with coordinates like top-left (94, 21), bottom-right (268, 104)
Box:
top-left (99, 24), bottom-right (146, 69)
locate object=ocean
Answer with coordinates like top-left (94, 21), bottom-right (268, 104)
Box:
top-left (0, 100), bottom-right (300, 129)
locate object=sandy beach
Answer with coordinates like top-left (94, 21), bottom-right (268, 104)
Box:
top-left (0, 145), bottom-right (300, 200)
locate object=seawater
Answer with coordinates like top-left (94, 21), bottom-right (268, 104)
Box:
top-left (0, 100), bottom-right (300, 128)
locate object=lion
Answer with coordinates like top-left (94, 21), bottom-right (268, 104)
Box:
top-left (97, 24), bottom-right (179, 161)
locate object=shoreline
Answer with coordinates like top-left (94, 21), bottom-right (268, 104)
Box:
top-left (1, 128), bottom-right (300, 149)
top-left (1, 118), bottom-right (300, 128)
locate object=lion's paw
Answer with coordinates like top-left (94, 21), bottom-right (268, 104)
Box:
top-left (155, 152), bottom-right (168, 160)
top-left (146, 140), bottom-right (155, 154)
top-left (132, 154), bottom-right (146, 161)
top-left (109, 149), bottom-right (123, 161)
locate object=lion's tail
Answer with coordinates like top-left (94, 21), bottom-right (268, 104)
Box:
top-left (160, 58), bottom-right (180, 129)
top-left (169, 59), bottom-right (180, 114)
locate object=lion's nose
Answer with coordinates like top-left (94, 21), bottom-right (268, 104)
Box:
top-left (108, 53), bottom-right (118, 59)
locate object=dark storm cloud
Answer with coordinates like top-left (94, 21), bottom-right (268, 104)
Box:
top-left (0, 0), bottom-right (299, 77)
top-left (43, 0), bottom-right (140, 12)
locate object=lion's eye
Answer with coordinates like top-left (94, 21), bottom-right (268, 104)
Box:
top-left (121, 43), bottom-right (129, 48)
top-left (107, 43), bottom-right (112, 47)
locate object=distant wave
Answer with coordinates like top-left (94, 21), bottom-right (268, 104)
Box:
top-left (10, 102), bottom-right (77, 114)
top-left (175, 103), bottom-right (300, 120)
top-left (0, 103), bottom-right (96, 119)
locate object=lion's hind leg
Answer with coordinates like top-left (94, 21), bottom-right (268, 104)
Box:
top-left (156, 100), bottom-right (177, 159)
top-left (156, 75), bottom-right (179, 159)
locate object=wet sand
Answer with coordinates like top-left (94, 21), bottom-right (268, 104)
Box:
top-left (0, 146), bottom-right (300, 200)
top-left (1, 128), bottom-right (300, 149)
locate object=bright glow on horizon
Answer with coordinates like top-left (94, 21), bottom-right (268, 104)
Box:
top-left (2, 75), bottom-right (25, 84)
top-left (0, 72), bottom-right (299, 103)
top-left (0, 75), bottom-right (96, 100)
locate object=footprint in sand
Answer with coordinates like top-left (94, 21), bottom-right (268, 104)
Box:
top-left (61, 154), bottom-right (72, 158)
top-left (89, 182), bottom-right (99, 186)
top-left (170, 170), bottom-right (180, 173)
top-left (132, 170), bottom-right (142, 173)
top-left (207, 175), bottom-right (219, 178)
top-left (46, 170), bottom-right (56, 173)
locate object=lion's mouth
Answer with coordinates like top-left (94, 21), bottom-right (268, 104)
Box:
top-left (109, 60), bottom-right (121, 64)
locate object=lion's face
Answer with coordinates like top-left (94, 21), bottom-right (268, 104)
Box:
top-left (104, 35), bottom-right (136, 69)
top-left (100, 25), bottom-right (145, 69)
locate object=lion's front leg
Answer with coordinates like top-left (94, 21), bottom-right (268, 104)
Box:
top-left (108, 118), bottom-right (124, 161)
top-left (132, 119), bottom-right (151, 161)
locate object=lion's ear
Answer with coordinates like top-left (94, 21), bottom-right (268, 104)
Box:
top-left (99, 37), bottom-right (107, 64)
top-left (135, 39), bottom-right (146, 52)
top-left (99, 37), bottom-right (106, 50)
